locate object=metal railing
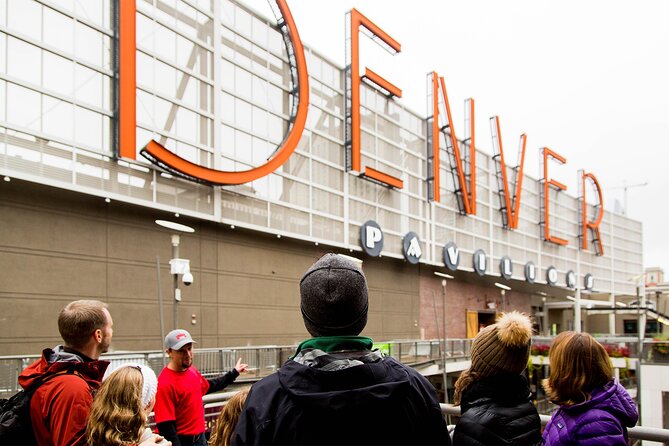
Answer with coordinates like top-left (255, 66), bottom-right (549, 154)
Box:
top-left (193, 391), bottom-right (669, 443)
top-left (0, 339), bottom-right (472, 398)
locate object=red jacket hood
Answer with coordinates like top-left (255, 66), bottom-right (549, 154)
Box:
top-left (18, 346), bottom-right (109, 390)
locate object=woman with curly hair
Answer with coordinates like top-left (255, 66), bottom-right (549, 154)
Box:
top-left (452, 311), bottom-right (541, 445)
top-left (542, 331), bottom-right (638, 445)
top-left (209, 388), bottom-right (249, 446)
top-left (86, 364), bottom-right (170, 446)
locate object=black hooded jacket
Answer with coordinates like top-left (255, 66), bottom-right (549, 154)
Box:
top-left (452, 374), bottom-right (541, 446)
top-left (232, 348), bottom-right (450, 445)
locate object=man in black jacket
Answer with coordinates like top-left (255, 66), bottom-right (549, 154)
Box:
top-left (232, 253), bottom-right (450, 445)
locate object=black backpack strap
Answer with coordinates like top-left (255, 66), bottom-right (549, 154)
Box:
top-left (27, 363), bottom-right (88, 394)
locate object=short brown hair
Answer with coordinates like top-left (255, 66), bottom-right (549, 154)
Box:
top-left (58, 300), bottom-right (109, 349)
top-left (542, 331), bottom-right (613, 406)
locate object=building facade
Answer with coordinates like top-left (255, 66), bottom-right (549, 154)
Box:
top-left (0, 0), bottom-right (643, 355)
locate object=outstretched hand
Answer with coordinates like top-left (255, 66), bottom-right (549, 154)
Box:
top-left (235, 357), bottom-right (249, 373)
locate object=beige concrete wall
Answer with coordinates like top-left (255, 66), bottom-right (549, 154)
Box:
top-left (0, 181), bottom-right (430, 355)
top-left (0, 180), bottom-right (546, 356)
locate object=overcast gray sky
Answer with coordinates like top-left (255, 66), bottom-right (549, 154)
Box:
top-left (248, 0), bottom-right (669, 276)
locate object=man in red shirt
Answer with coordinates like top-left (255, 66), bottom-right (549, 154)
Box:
top-left (155, 329), bottom-right (247, 446)
top-left (18, 300), bottom-right (113, 446)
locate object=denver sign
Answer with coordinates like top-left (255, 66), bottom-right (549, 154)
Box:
top-left (117, 0), bottom-right (604, 255)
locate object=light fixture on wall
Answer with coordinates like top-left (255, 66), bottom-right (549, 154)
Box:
top-left (433, 271), bottom-right (453, 404)
top-left (156, 219), bottom-right (195, 330)
top-left (494, 282), bottom-right (511, 311)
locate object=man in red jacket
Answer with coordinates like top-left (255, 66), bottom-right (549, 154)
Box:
top-left (18, 300), bottom-right (113, 446)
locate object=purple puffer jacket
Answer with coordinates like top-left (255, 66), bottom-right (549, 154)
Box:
top-left (542, 380), bottom-right (638, 446)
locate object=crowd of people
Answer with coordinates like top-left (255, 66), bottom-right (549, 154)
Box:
top-left (14, 253), bottom-right (638, 445)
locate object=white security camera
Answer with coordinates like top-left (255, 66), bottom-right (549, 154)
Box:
top-left (182, 272), bottom-right (193, 286)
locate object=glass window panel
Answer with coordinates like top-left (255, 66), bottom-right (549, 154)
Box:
top-left (176, 106), bottom-right (197, 141)
top-left (7, 83), bottom-right (41, 130)
top-left (234, 97), bottom-right (252, 131)
top-left (75, 22), bottom-right (102, 66)
top-left (153, 95), bottom-right (172, 131)
top-left (154, 60), bottom-right (176, 97)
top-left (251, 16), bottom-right (268, 45)
top-left (8, 1), bottom-right (41, 41)
top-left (75, 0), bottom-right (104, 27)
top-left (0, 0), bottom-right (6, 27)
top-left (44, 8), bottom-right (74, 55)
top-left (137, 14), bottom-right (155, 50)
top-left (270, 203), bottom-right (309, 235)
top-left (252, 74), bottom-right (267, 105)
top-left (312, 160), bottom-right (342, 190)
top-left (176, 1), bottom-right (197, 39)
top-left (8, 38), bottom-right (41, 86)
top-left (42, 96), bottom-right (73, 140)
top-left (221, 58), bottom-right (235, 91)
top-left (75, 64), bottom-right (103, 109)
top-left (266, 84), bottom-right (284, 114)
top-left (350, 199), bottom-right (375, 223)
top-left (196, 12), bottom-right (212, 45)
top-left (0, 80), bottom-right (5, 121)
top-left (267, 114), bottom-right (284, 143)
top-left (313, 215), bottom-right (343, 242)
top-left (179, 72), bottom-right (197, 107)
top-left (0, 33), bottom-right (5, 73)
top-left (75, 106), bottom-right (101, 149)
top-left (175, 140), bottom-right (198, 163)
top-left (313, 188), bottom-right (343, 216)
top-left (154, 24), bottom-right (176, 62)
top-left (102, 115), bottom-right (111, 152)
top-left (283, 151), bottom-right (309, 180)
top-left (199, 115), bottom-right (212, 146)
top-left (176, 35), bottom-right (195, 67)
top-left (251, 136), bottom-right (272, 166)
top-left (312, 134), bottom-right (343, 165)
top-left (234, 6), bottom-right (252, 39)
top-left (136, 90), bottom-right (152, 126)
top-left (136, 52), bottom-right (154, 88)
top-left (234, 66), bottom-right (252, 99)
top-left (267, 53), bottom-right (284, 85)
top-left (252, 106), bottom-right (267, 138)
top-left (278, 178), bottom-right (309, 208)
top-left (220, 91), bottom-right (234, 123)
top-left (234, 129), bottom-right (252, 163)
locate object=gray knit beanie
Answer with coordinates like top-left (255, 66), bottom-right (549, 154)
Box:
top-left (300, 253), bottom-right (368, 337)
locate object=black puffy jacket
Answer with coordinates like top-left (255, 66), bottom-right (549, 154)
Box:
top-left (452, 374), bottom-right (541, 446)
top-left (232, 348), bottom-right (450, 445)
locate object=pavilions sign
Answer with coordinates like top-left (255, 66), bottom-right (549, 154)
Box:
top-left (116, 0), bottom-right (604, 257)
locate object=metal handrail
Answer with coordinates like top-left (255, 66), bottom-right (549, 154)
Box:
top-left (440, 404), bottom-right (669, 443)
top-left (196, 392), bottom-right (669, 443)
top-left (0, 339), bottom-right (473, 397)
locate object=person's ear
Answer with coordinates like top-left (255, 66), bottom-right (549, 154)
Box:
top-left (94, 328), bottom-right (103, 343)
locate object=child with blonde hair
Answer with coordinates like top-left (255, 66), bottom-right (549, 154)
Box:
top-left (209, 389), bottom-right (249, 446)
top-left (86, 364), bottom-right (170, 446)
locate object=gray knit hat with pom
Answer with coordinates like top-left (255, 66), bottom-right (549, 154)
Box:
top-left (300, 253), bottom-right (368, 337)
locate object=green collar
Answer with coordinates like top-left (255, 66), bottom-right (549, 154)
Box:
top-left (293, 336), bottom-right (374, 357)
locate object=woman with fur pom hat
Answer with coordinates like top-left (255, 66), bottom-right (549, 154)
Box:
top-left (452, 311), bottom-right (541, 446)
